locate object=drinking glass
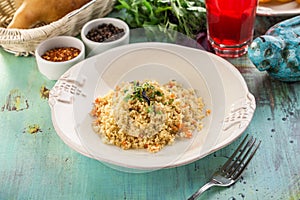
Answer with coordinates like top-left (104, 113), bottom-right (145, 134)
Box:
top-left (205, 0), bottom-right (258, 58)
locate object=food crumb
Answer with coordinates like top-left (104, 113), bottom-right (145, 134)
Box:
top-left (27, 124), bottom-right (41, 134)
top-left (206, 109), bottom-right (211, 116)
top-left (40, 85), bottom-right (50, 99)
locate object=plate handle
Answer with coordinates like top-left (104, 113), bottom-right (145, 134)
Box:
top-left (222, 93), bottom-right (256, 131)
top-left (49, 71), bottom-right (87, 106)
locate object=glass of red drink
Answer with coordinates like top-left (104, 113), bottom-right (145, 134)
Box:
top-left (205, 0), bottom-right (258, 58)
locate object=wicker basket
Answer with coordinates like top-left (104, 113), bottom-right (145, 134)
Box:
top-left (0, 0), bottom-right (115, 56)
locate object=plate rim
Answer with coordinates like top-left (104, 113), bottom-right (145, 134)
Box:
top-left (257, 2), bottom-right (300, 16)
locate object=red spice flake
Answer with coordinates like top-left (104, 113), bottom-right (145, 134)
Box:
top-left (41, 47), bottom-right (81, 62)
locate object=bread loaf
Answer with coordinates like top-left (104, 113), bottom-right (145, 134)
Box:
top-left (7, 0), bottom-right (91, 29)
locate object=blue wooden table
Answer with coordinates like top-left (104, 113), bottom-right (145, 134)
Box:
top-left (0, 15), bottom-right (299, 200)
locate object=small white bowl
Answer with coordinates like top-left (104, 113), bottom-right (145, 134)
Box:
top-left (35, 36), bottom-right (85, 80)
top-left (81, 17), bottom-right (130, 57)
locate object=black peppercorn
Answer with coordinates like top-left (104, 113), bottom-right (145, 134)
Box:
top-left (86, 23), bottom-right (125, 43)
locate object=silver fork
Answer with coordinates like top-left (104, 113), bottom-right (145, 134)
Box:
top-left (188, 134), bottom-right (261, 200)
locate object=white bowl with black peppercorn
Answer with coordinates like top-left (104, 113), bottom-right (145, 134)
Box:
top-left (81, 17), bottom-right (130, 57)
top-left (35, 36), bottom-right (85, 80)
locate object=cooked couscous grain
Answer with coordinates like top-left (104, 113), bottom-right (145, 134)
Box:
top-left (90, 80), bottom-right (206, 153)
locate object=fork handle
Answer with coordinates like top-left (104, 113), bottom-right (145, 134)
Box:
top-left (187, 181), bottom-right (217, 200)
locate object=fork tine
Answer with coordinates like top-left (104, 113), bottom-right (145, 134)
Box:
top-left (225, 136), bottom-right (255, 177)
top-left (220, 134), bottom-right (250, 173)
top-left (231, 139), bottom-right (261, 180)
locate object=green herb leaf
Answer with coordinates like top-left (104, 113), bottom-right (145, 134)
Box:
top-left (109, 0), bottom-right (206, 38)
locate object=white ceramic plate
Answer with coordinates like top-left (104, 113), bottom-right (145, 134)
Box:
top-left (49, 42), bottom-right (256, 171)
top-left (257, 1), bottom-right (300, 16)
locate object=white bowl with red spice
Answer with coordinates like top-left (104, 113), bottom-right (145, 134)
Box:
top-left (81, 17), bottom-right (130, 57)
top-left (35, 36), bottom-right (85, 80)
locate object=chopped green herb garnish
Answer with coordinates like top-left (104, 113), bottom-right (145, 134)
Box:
top-left (127, 81), bottom-right (164, 105)
top-left (147, 105), bottom-right (154, 113)
top-left (156, 110), bottom-right (162, 115)
top-left (155, 91), bottom-right (163, 96)
top-left (168, 99), bottom-right (174, 104)
top-left (123, 94), bottom-right (131, 102)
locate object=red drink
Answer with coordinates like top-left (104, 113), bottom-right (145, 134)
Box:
top-left (206, 0), bottom-right (258, 57)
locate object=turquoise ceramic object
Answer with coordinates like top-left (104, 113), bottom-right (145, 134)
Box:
top-left (248, 15), bottom-right (300, 82)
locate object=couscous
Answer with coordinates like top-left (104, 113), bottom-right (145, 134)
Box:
top-left (90, 80), bottom-right (206, 153)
